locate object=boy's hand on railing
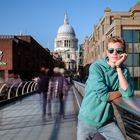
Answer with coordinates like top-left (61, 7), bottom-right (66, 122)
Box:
top-left (108, 91), bottom-right (122, 102)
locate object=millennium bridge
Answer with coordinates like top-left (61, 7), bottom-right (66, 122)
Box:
top-left (0, 81), bottom-right (139, 140)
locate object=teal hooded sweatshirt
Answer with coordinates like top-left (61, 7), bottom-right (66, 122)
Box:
top-left (78, 57), bottom-right (134, 127)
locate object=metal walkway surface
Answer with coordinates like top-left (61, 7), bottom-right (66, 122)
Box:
top-left (0, 86), bottom-right (78, 140)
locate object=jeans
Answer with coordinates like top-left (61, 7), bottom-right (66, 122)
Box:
top-left (59, 96), bottom-right (65, 116)
top-left (47, 97), bottom-right (65, 118)
top-left (40, 92), bottom-right (47, 115)
top-left (77, 119), bottom-right (126, 140)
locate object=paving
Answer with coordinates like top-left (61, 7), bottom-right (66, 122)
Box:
top-left (0, 86), bottom-right (78, 140)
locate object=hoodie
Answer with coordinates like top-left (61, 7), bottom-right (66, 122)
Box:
top-left (78, 57), bottom-right (134, 127)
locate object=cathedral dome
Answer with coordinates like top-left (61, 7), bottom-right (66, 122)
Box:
top-left (57, 14), bottom-right (75, 37)
top-left (58, 24), bottom-right (75, 36)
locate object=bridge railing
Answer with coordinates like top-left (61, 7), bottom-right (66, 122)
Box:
top-left (0, 81), bottom-right (38, 102)
top-left (73, 80), bottom-right (140, 140)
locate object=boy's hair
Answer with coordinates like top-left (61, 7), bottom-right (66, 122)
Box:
top-left (107, 36), bottom-right (126, 50)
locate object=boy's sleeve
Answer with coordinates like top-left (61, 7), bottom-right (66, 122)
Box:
top-left (119, 68), bottom-right (134, 98)
top-left (86, 64), bottom-right (110, 102)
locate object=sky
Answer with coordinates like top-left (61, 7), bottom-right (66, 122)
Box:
top-left (0, 0), bottom-right (139, 51)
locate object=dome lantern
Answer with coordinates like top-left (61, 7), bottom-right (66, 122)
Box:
top-left (64, 13), bottom-right (69, 25)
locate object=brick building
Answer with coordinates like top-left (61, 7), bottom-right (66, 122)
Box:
top-left (0, 35), bottom-right (54, 82)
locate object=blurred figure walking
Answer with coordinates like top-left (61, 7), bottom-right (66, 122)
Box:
top-left (47, 67), bottom-right (68, 119)
top-left (38, 67), bottom-right (51, 119)
top-left (59, 68), bottom-right (69, 118)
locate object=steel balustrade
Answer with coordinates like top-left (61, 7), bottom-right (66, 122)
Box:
top-left (21, 81), bottom-right (30, 95)
top-left (0, 81), bottom-right (38, 101)
top-left (31, 82), bottom-right (36, 92)
top-left (8, 82), bottom-right (18, 99)
top-left (26, 81), bottom-right (34, 93)
top-left (0, 83), bottom-right (6, 95)
top-left (15, 82), bottom-right (23, 97)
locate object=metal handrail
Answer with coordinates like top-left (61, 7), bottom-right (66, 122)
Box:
top-left (21, 81), bottom-right (30, 95)
top-left (73, 80), bottom-right (140, 117)
top-left (8, 82), bottom-right (18, 99)
top-left (0, 81), bottom-right (38, 101)
top-left (0, 83), bottom-right (6, 94)
top-left (15, 82), bottom-right (23, 97)
top-left (113, 96), bottom-right (140, 117)
top-left (27, 81), bottom-right (34, 93)
top-left (31, 82), bottom-right (36, 92)
top-left (33, 82), bottom-right (38, 91)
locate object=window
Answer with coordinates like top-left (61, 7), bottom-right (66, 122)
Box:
top-left (64, 40), bottom-right (70, 47)
top-left (122, 30), bottom-right (133, 43)
top-left (122, 30), bottom-right (140, 43)
top-left (123, 29), bottom-right (140, 90)
top-left (67, 54), bottom-right (70, 58)
top-left (124, 53), bottom-right (140, 66)
top-left (133, 30), bottom-right (140, 43)
top-left (64, 40), bottom-right (66, 47)
top-left (102, 25), bottom-right (104, 35)
top-left (133, 77), bottom-right (140, 90)
top-left (0, 70), bottom-right (4, 82)
top-left (110, 16), bottom-right (114, 25)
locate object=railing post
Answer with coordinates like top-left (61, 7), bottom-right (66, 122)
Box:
top-left (8, 83), bottom-right (17, 99)
top-left (15, 82), bottom-right (23, 97)
top-left (27, 81), bottom-right (34, 93)
top-left (0, 84), bottom-right (6, 94)
top-left (22, 82), bottom-right (30, 95)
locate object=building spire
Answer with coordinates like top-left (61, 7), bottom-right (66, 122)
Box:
top-left (64, 12), bottom-right (69, 25)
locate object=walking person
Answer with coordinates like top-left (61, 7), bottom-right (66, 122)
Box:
top-left (47, 67), bottom-right (68, 119)
top-left (77, 36), bottom-right (134, 140)
top-left (59, 68), bottom-right (69, 118)
top-left (38, 67), bottom-right (51, 120)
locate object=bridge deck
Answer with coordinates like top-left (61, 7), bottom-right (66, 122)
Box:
top-left (0, 86), bottom-right (78, 140)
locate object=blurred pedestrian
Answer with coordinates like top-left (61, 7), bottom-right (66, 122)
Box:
top-left (47, 67), bottom-right (68, 119)
top-left (59, 68), bottom-right (69, 118)
top-left (13, 74), bottom-right (22, 88)
top-left (38, 67), bottom-right (51, 119)
top-left (5, 73), bottom-right (22, 88)
top-left (5, 73), bottom-right (15, 88)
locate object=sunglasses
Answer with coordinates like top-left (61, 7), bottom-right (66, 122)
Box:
top-left (108, 48), bottom-right (124, 54)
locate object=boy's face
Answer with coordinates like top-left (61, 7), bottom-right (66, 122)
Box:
top-left (107, 42), bottom-right (124, 63)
